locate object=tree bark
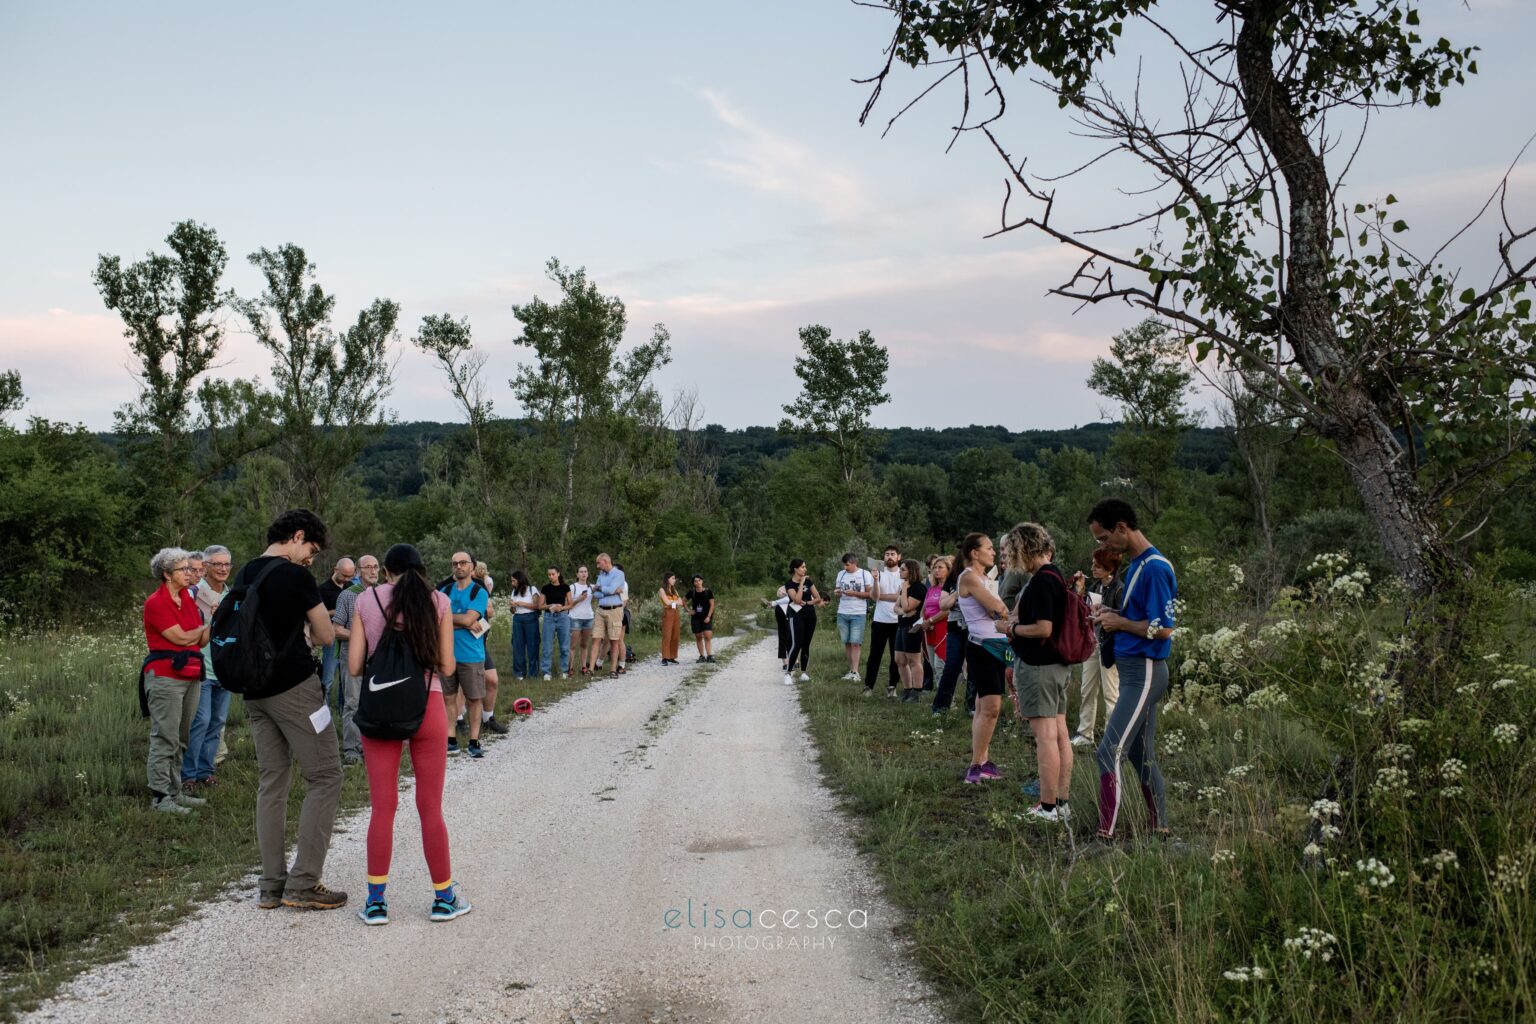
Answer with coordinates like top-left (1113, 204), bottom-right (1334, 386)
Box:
top-left (1235, 4), bottom-right (1463, 601)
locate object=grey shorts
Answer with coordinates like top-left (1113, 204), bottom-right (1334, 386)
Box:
top-left (1015, 661), bottom-right (1071, 719)
top-left (443, 661), bottom-right (487, 700)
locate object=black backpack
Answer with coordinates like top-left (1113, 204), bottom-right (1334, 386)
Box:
top-left (354, 589), bottom-right (431, 740)
top-left (209, 559), bottom-right (288, 698)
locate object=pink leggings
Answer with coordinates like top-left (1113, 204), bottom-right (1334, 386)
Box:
top-left (362, 691), bottom-right (452, 884)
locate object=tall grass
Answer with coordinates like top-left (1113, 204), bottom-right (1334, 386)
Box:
top-left (795, 558), bottom-right (1536, 1023)
top-left (0, 589), bottom-right (756, 1021)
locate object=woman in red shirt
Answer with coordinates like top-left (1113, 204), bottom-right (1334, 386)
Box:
top-left (142, 547), bottom-right (209, 814)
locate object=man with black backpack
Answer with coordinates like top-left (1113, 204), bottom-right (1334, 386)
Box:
top-left (1001, 522), bottom-right (1082, 824)
top-left (216, 509), bottom-right (347, 912)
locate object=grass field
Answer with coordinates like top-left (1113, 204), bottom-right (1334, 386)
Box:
top-left (793, 562), bottom-right (1536, 1023)
top-left (0, 588), bottom-right (761, 1021)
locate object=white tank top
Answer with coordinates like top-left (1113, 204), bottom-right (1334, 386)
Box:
top-left (958, 568), bottom-right (1003, 644)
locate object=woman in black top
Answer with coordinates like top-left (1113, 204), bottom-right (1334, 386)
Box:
top-left (893, 558), bottom-right (927, 702)
top-left (782, 559), bottom-right (823, 685)
top-left (690, 575), bottom-right (717, 662)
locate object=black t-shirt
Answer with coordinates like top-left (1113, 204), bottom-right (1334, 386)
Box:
top-left (541, 583), bottom-right (570, 610)
top-left (899, 581), bottom-right (927, 625)
top-left (318, 576), bottom-right (346, 612)
top-left (1014, 562), bottom-right (1067, 666)
top-left (236, 555), bottom-right (325, 695)
top-left (691, 588), bottom-right (714, 619)
top-left (784, 578), bottom-right (816, 614)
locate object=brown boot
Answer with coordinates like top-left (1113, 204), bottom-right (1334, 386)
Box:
top-left (282, 883), bottom-right (348, 910)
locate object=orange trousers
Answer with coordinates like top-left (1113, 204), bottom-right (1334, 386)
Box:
top-left (661, 608), bottom-right (681, 661)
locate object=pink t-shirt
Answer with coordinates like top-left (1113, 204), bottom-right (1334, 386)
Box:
top-left (354, 583), bottom-right (450, 693)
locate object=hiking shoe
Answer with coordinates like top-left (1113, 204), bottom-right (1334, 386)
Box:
top-left (466, 741), bottom-right (484, 759)
top-left (886, 686), bottom-right (897, 699)
top-left (979, 761), bottom-right (1002, 781)
top-left (698, 656), bottom-right (707, 663)
top-left (783, 673), bottom-right (795, 686)
top-left (482, 716), bottom-right (509, 736)
top-left (153, 795), bottom-right (191, 814)
top-left (258, 890), bottom-right (283, 910)
top-left (963, 764), bottom-right (984, 785)
top-left (1021, 779), bottom-right (1041, 798)
top-left (1071, 733), bottom-right (1093, 748)
top-left (447, 737), bottom-right (460, 756)
top-left (798, 672), bottom-right (811, 682)
top-left (358, 900), bottom-right (389, 926)
top-left (1023, 804), bottom-right (1059, 823)
top-left (430, 891), bottom-right (474, 922)
top-left (283, 883), bottom-right (347, 910)
top-left (175, 791), bottom-right (208, 807)
top-left (706, 655), bottom-right (716, 663)
top-left (862, 688), bottom-right (874, 698)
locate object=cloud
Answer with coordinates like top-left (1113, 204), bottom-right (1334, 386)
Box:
top-left (696, 88), bottom-right (869, 221)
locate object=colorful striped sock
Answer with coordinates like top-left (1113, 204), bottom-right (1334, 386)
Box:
top-left (367, 876), bottom-right (387, 904)
top-left (434, 878), bottom-right (455, 904)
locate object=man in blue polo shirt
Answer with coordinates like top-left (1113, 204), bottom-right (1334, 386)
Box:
top-left (591, 552), bottom-right (627, 678)
top-left (442, 550), bottom-right (489, 759)
top-left (1086, 497), bottom-right (1177, 842)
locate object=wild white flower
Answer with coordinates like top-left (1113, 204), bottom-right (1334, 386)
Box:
top-left (1493, 722), bottom-right (1520, 745)
top-left (1302, 842), bottom-right (1323, 858)
top-left (1320, 824), bottom-right (1342, 840)
top-left (1439, 758), bottom-right (1467, 782)
top-left (1489, 846), bottom-right (1533, 895)
top-left (1257, 619), bottom-right (1298, 644)
top-left (1211, 849), bottom-right (1237, 865)
top-left (1103, 899), bottom-right (1120, 915)
top-left (1355, 857), bottom-right (1395, 888)
top-left (1222, 965), bottom-right (1268, 982)
top-left (1370, 766), bottom-right (1413, 798)
top-left (1245, 686), bottom-right (1291, 710)
top-left (1492, 677), bottom-right (1516, 690)
top-left (1379, 743), bottom-right (1414, 764)
top-left (1399, 718), bottom-right (1430, 735)
top-left (1233, 728), bottom-right (1244, 743)
top-left (1197, 786), bottom-right (1227, 802)
top-left (1163, 730), bottom-right (1188, 755)
top-left (1226, 564), bottom-right (1246, 589)
top-left (1309, 799), bottom-right (1341, 821)
top-left (1421, 850), bottom-right (1458, 872)
top-left (1226, 764), bottom-right (1255, 779)
top-left (1283, 926), bottom-right (1339, 962)
top-left (1439, 785), bottom-right (1465, 798)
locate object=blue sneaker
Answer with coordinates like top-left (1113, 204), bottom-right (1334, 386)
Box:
top-left (1022, 779), bottom-right (1041, 797)
top-left (357, 900), bottom-right (389, 926)
top-left (447, 737), bottom-right (460, 757)
top-left (430, 891), bottom-right (473, 922)
top-left (466, 741), bottom-right (484, 759)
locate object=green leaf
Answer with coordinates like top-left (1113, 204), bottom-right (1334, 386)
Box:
top-left (1392, 220), bottom-right (1408, 233)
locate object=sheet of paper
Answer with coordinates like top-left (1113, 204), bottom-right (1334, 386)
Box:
top-left (1089, 592), bottom-right (1103, 607)
top-left (470, 618), bottom-right (490, 639)
top-left (310, 704), bottom-right (332, 733)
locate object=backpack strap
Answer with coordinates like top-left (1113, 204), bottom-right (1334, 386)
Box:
top-left (1121, 554), bottom-right (1173, 609)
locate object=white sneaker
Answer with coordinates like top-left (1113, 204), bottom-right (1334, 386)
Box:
top-left (175, 792), bottom-right (207, 807)
top-left (543, 674), bottom-right (551, 681)
top-left (1023, 803), bottom-right (1059, 823)
top-left (799, 672), bottom-right (811, 682)
top-left (1071, 734), bottom-right (1093, 748)
top-left (783, 673), bottom-right (795, 686)
top-left (154, 796), bottom-right (191, 814)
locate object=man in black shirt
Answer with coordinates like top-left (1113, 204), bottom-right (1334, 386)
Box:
top-left (233, 509), bottom-right (347, 911)
top-left (317, 557), bottom-right (354, 703)
top-left (1002, 522), bottom-right (1074, 824)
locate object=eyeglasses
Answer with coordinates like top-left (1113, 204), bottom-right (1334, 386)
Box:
top-left (452, 559), bottom-right (471, 567)
top-left (205, 561), bottom-right (231, 569)
top-left (171, 565), bottom-right (193, 574)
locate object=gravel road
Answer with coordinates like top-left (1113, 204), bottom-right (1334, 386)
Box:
top-left (22, 636), bottom-right (948, 1024)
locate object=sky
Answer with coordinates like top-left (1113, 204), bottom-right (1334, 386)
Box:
top-left (2, 1), bottom-right (1533, 433)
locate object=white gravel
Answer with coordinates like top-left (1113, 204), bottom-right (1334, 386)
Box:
top-left (22, 636), bottom-right (949, 1024)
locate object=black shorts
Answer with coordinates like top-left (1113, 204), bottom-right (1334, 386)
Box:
top-left (965, 643), bottom-right (1008, 698)
top-left (893, 623), bottom-right (922, 654)
top-left (691, 615), bottom-right (712, 635)
top-left (483, 650), bottom-right (496, 672)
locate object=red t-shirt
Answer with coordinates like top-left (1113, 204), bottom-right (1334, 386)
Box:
top-left (143, 583), bottom-right (205, 680)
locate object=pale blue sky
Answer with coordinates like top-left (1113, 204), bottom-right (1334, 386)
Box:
top-left (3, 1), bottom-right (1533, 431)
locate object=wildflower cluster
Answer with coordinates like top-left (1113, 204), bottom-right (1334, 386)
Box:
top-left (1222, 965), bottom-right (1268, 983)
top-left (1283, 927), bottom-right (1339, 962)
top-left (1355, 857), bottom-right (1395, 888)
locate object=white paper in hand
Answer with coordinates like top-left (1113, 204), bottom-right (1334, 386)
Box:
top-left (309, 704), bottom-right (333, 734)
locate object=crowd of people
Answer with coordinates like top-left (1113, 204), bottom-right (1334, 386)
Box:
top-left (138, 496), bottom-right (1175, 925)
top-left (773, 497), bottom-right (1178, 838)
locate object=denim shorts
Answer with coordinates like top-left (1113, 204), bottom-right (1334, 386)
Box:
top-left (836, 613), bottom-right (866, 645)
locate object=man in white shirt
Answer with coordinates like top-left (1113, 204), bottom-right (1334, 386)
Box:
top-left (833, 552), bottom-right (874, 681)
top-left (863, 544), bottom-right (904, 698)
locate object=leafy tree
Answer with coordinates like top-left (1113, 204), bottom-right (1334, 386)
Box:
top-left (94, 221), bottom-right (272, 542)
top-left (1087, 318), bottom-right (1198, 519)
top-left (860, 1), bottom-right (1535, 620)
top-left (779, 324), bottom-right (889, 489)
top-left (233, 244), bottom-right (398, 520)
top-left (509, 258), bottom-right (671, 562)
top-left (0, 370), bottom-right (22, 424)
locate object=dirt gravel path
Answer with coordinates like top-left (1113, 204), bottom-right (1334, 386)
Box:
top-left (22, 636), bottom-right (948, 1024)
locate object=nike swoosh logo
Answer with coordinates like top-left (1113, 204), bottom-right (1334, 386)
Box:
top-left (368, 675), bottom-right (410, 692)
